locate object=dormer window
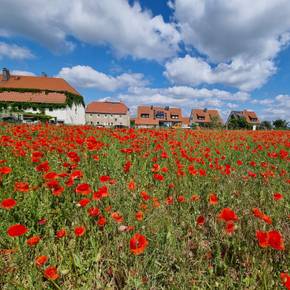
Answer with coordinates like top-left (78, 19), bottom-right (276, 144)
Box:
top-left (171, 114), bottom-right (179, 119)
top-left (197, 115), bottom-right (205, 120)
top-left (141, 113), bottom-right (149, 118)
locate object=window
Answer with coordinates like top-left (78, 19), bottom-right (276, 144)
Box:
top-left (197, 115), bottom-right (205, 120)
top-left (32, 107), bottom-right (37, 111)
top-left (105, 114), bottom-right (107, 118)
top-left (141, 113), bottom-right (150, 118)
top-left (49, 108), bottom-right (53, 112)
top-left (250, 117), bottom-right (257, 122)
top-left (171, 114), bottom-right (179, 119)
top-left (90, 114), bottom-right (92, 117)
top-left (97, 121), bottom-right (99, 124)
top-left (97, 114), bottom-right (100, 117)
top-left (115, 118), bottom-right (117, 121)
top-left (155, 111), bottom-right (165, 119)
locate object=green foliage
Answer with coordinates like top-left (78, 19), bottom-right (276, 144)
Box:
top-left (273, 119), bottom-right (288, 130)
top-left (0, 88), bottom-right (85, 111)
top-left (259, 120), bottom-right (273, 130)
top-left (227, 116), bottom-right (251, 130)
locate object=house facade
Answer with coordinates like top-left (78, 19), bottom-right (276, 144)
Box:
top-left (0, 68), bottom-right (85, 124)
top-left (135, 106), bottom-right (183, 128)
top-left (85, 101), bottom-right (130, 127)
top-left (226, 110), bottom-right (260, 129)
top-left (190, 109), bottom-right (223, 127)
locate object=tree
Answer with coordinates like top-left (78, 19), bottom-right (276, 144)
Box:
top-left (209, 116), bottom-right (223, 129)
top-left (259, 120), bottom-right (272, 130)
top-left (227, 117), bottom-right (250, 129)
top-left (273, 119), bottom-right (288, 130)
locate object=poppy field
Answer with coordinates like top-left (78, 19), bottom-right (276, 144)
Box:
top-left (0, 124), bottom-right (289, 289)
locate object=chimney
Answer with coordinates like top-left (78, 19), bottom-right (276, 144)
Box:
top-left (204, 108), bottom-right (208, 112)
top-left (41, 72), bottom-right (47, 77)
top-left (2, 68), bottom-right (10, 81)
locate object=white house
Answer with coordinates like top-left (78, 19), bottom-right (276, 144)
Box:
top-left (0, 68), bottom-right (85, 124)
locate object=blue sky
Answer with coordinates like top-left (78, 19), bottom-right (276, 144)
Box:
top-left (0, 0), bottom-right (290, 121)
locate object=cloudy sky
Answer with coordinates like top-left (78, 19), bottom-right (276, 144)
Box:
top-left (1, 0), bottom-right (290, 121)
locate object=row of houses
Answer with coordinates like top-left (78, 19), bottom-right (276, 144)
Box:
top-left (0, 68), bottom-right (260, 128)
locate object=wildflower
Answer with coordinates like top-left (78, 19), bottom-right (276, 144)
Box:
top-left (218, 208), bottom-right (238, 222)
top-left (44, 266), bottom-right (59, 280)
top-left (97, 216), bottom-right (107, 227)
top-left (74, 226), bottom-right (86, 237)
top-left (273, 193), bottom-right (283, 200)
top-left (196, 215), bottom-right (205, 226)
top-left (14, 182), bottom-right (29, 192)
top-left (130, 233), bottom-right (149, 255)
top-left (1, 198), bottom-right (16, 210)
top-left (280, 273), bottom-right (290, 290)
top-left (256, 230), bottom-right (284, 250)
top-left (128, 180), bottom-right (136, 191)
top-left (7, 224), bottom-right (28, 237)
top-left (56, 228), bottom-right (67, 239)
top-left (88, 207), bottom-right (100, 217)
top-left (26, 236), bottom-right (41, 246)
top-left (77, 198), bottom-right (91, 207)
top-left (35, 255), bottom-right (48, 267)
top-left (75, 183), bottom-right (91, 195)
top-left (209, 194), bottom-right (218, 205)
top-left (225, 221), bottom-right (235, 234)
top-left (111, 212), bottom-right (123, 223)
top-left (135, 211), bottom-right (143, 221)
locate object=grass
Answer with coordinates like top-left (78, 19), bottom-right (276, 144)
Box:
top-left (0, 124), bottom-right (289, 289)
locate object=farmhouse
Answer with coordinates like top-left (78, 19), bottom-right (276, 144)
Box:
top-left (85, 101), bottom-right (130, 127)
top-left (0, 68), bottom-right (85, 124)
top-left (135, 105), bottom-right (183, 128)
top-left (226, 110), bottom-right (260, 129)
top-left (190, 108), bottom-right (223, 127)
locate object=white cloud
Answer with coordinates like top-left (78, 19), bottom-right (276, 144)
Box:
top-left (172, 0), bottom-right (290, 62)
top-left (11, 70), bottom-right (36, 76)
top-left (166, 0), bottom-right (290, 91)
top-left (255, 94), bottom-right (290, 121)
top-left (0, 0), bottom-right (180, 60)
top-left (0, 42), bottom-right (34, 59)
top-left (165, 55), bottom-right (276, 91)
top-left (57, 65), bottom-right (147, 92)
top-left (115, 85), bottom-right (250, 117)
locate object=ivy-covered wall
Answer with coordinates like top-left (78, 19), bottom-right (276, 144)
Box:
top-left (0, 87), bottom-right (85, 111)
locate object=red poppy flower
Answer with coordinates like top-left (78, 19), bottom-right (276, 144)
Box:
top-left (256, 230), bottom-right (284, 250)
top-left (44, 266), bottom-right (59, 280)
top-left (256, 231), bottom-right (268, 248)
top-left (130, 233), bottom-right (149, 255)
top-left (78, 198), bottom-right (91, 207)
top-left (99, 175), bottom-right (111, 182)
top-left (7, 224), bottom-right (28, 237)
top-left (166, 196), bottom-right (174, 205)
top-left (111, 212), bottom-right (123, 223)
top-left (88, 207), bottom-right (100, 217)
top-left (140, 191), bottom-right (150, 201)
top-left (76, 183), bottom-right (91, 195)
top-left (281, 273), bottom-right (290, 290)
top-left (1, 198), bottom-right (17, 210)
top-left (35, 255), bottom-right (48, 267)
top-left (225, 221), bottom-right (235, 234)
top-left (0, 166), bottom-right (12, 175)
top-left (191, 194), bottom-right (200, 202)
top-left (177, 195), bottom-right (186, 203)
top-left (218, 208), bottom-right (238, 222)
top-left (14, 182), bottom-right (29, 192)
top-left (196, 215), bottom-right (205, 226)
top-left (153, 173), bottom-right (164, 181)
top-left (128, 180), bottom-right (136, 191)
top-left (135, 211), bottom-right (143, 221)
top-left (56, 228), bottom-right (67, 239)
top-left (268, 230), bottom-right (284, 251)
top-left (74, 226), bottom-right (86, 237)
top-left (209, 193), bottom-right (218, 205)
top-left (97, 216), bottom-right (107, 227)
top-left (273, 193), bottom-right (283, 201)
top-left (26, 236), bottom-right (41, 246)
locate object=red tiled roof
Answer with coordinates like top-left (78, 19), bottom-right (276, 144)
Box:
top-left (136, 106), bottom-right (183, 125)
top-left (243, 110), bottom-right (260, 124)
top-left (191, 109), bottom-right (222, 124)
top-left (0, 91), bottom-right (66, 104)
top-left (86, 101), bottom-right (128, 114)
top-left (0, 75), bottom-right (80, 95)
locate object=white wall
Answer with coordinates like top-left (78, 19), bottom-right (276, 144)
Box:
top-left (44, 104), bottom-right (85, 125)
